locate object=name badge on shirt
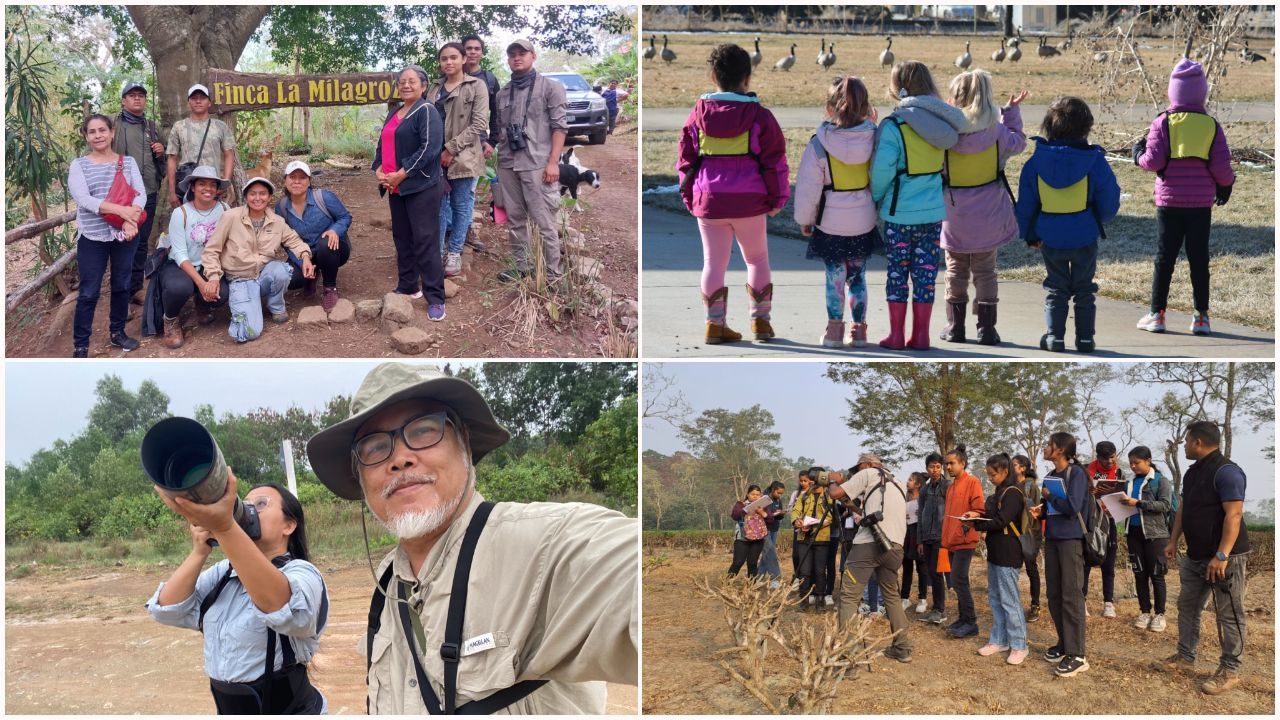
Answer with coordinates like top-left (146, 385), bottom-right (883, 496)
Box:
top-left (462, 632), bottom-right (496, 657)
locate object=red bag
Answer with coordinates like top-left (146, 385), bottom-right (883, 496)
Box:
top-left (102, 156), bottom-right (146, 229)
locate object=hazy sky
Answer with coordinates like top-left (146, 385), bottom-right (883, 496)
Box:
top-left (644, 362), bottom-right (1275, 502)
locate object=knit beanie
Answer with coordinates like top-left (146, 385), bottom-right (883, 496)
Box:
top-left (1168, 58), bottom-right (1208, 108)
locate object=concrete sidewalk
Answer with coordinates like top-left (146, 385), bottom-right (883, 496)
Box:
top-left (642, 102), bottom-right (1276, 131)
top-left (641, 205), bottom-right (1274, 359)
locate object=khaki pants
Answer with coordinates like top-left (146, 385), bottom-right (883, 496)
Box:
top-left (838, 542), bottom-right (911, 651)
top-left (497, 166), bottom-right (563, 278)
top-left (944, 249), bottom-right (998, 304)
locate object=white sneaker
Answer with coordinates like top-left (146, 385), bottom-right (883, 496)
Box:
top-left (824, 595), bottom-right (835, 607)
top-left (1191, 313), bottom-right (1211, 335)
top-left (902, 599), bottom-right (912, 610)
top-left (790, 578), bottom-right (803, 591)
top-left (1133, 612), bottom-right (1152, 630)
top-left (444, 251), bottom-right (462, 277)
top-left (769, 580), bottom-right (781, 590)
top-left (808, 595), bottom-right (818, 605)
top-left (1148, 614), bottom-right (1167, 632)
top-left (1103, 602), bottom-right (1117, 618)
top-left (1136, 310), bottom-right (1165, 333)
top-left (916, 600), bottom-right (928, 613)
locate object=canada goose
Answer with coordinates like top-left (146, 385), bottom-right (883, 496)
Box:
top-left (1240, 43), bottom-right (1266, 63)
top-left (643, 35), bottom-right (656, 61)
top-left (1037, 36), bottom-right (1060, 58)
top-left (955, 40), bottom-right (972, 69)
top-left (1057, 29), bottom-right (1073, 51)
top-left (822, 43), bottom-right (837, 71)
top-left (1008, 39), bottom-right (1022, 63)
top-left (817, 37), bottom-right (826, 65)
top-left (751, 37), bottom-right (763, 67)
top-left (774, 43), bottom-right (797, 72)
top-left (661, 35), bottom-right (676, 64)
top-left (991, 38), bottom-right (1006, 62)
top-left (880, 36), bottom-right (895, 67)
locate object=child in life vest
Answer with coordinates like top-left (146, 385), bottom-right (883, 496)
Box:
top-left (793, 76), bottom-right (879, 348)
top-left (1014, 98), bottom-right (1121, 353)
top-left (1133, 58), bottom-right (1235, 336)
top-left (676, 43), bottom-right (789, 344)
top-left (870, 61), bottom-right (966, 351)
top-left (939, 70), bottom-right (1028, 346)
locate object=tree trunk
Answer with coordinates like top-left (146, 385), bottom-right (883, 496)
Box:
top-left (1222, 363), bottom-right (1236, 457)
top-left (1004, 5), bottom-right (1014, 37)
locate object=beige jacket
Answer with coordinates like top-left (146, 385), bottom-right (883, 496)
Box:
top-left (201, 206), bottom-right (310, 283)
top-left (366, 492), bottom-right (638, 714)
top-left (426, 74), bottom-right (490, 180)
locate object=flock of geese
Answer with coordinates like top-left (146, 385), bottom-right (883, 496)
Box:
top-left (643, 31), bottom-right (1272, 70)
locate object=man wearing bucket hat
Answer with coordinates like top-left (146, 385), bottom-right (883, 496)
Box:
top-left (306, 363), bottom-right (638, 714)
top-left (167, 83), bottom-right (236, 208)
top-left (201, 177), bottom-right (313, 342)
top-left (114, 80), bottom-right (168, 305)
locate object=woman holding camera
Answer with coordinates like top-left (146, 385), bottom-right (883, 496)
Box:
top-left (426, 42), bottom-right (489, 279)
top-left (374, 64), bottom-right (447, 321)
top-left (146, 471), bottom-right (329, 714)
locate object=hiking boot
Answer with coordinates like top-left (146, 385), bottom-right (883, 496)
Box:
top-left (1148, 614), bottom-right (1167, 632)
top-left (940, 301), bottom-right (966, 343)
top-left (1133, 612), bottom-right (1152, 630)
top-left (1055, 655), bottom-right (1089, 677)
top-left (821, 320), bottom-right (845, 348)
top-left (1043, 646), bottom-right (1065, 663)
top-left (1200, 668), bottom-right (1240, 695)
top-left (1007, 648), bottom-right (1029, 665)
top-left (1191, 312), bottom-right (1212, 335)
top-left (321, 287), bottom-right (339, 313)
top-left (465, 228), bottom-right (486, 252)
top-left (1026, 605), bottom-right (1041, 623)
top-left (270, 311), bottom-right (289, 324)
top-left (195, 305), bottom-right (216, 326)
top-left (162, 315), bottom-right (184, 349)
top-left (1137, 310), bottom-right (1166, 333)
top-left (848, 321), bottom-right (868, 348)
top-left (883, 646), bottom-right (913, 663)
top-left (110, 331), bottom-right (140, 351)
top-left (746, 283), bottom-right (774, 342)
top-left (72, 347), bottom-right (89, 358)
top-left (978, 643), bottom-right (1009, 657)
top-left (1151, 653), bottom-right (1195, 673)
top-left (703, 287), bottom-right (742, 344)
top-left (445, 251), bottom-right (462, 277)
top-left (1103, 601), bottom-right (1116, 618)
top-left (1039, 333), bottom-right (1065, 352)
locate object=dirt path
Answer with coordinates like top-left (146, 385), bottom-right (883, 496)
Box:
top-left (5, 126), bottom-right (637, 359)
top-left (642, 547), bottom-right (1274, 715)
top-left (5, 560), bottom-right (637, 714)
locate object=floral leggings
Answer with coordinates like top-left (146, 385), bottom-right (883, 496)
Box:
top-left (884, 221), bottom-right (942, 304)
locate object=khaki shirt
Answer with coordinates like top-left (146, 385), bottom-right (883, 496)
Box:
top-left (167, 116), bottom-right (236, 168)
top-left (366, 492), bottom-right (638, 714)
top-left (495, 73), bottom-right (568, 172)
top-left (201, 206), bottom-right (310, 284)
top-left (426, 75), bottom-right (490, 180)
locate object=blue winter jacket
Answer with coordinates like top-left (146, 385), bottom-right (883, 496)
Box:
top-left (1014, 138), bottom-right (1121, 249)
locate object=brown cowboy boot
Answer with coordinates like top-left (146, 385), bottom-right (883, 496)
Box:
top-left (162, 315), bottom-right (184, 349)
top-left (703, 287), bottom-right (742, 344)
top-left (746, 282), bottom-right (775, 341)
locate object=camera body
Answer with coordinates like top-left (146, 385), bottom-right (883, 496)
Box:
top-left (858, 510), bottom-right (892, 553)
top-left (507, 123), bottom-right (529, 152)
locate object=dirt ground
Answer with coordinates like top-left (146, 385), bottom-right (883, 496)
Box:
top-left (642, 545), bottom-right (1275, 715)
top-left (5, 126), bottom-right (638, 359)
top-left (4, 560), bottom-right (637, 715)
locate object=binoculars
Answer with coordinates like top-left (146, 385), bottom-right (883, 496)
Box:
top-left (140, 417), bottom-right (260, 547)
top-left (507, 123), bottom-right (529, 152)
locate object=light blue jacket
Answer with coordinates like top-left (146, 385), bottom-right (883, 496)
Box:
top-left (870, 95), bottom-right (966, 225)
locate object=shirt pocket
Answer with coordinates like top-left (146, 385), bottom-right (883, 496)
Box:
top-left (455, 631), bottom-right (517, 697)
top-left (367, 633), bottom-right (395, 711)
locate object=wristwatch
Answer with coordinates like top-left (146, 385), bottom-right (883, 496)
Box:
top-left (1214, 551), bottom-right (1228, 562)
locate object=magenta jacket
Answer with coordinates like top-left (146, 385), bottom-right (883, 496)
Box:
top-left (676, 92), bottom-right (789, 219)
top-left (1136, 104), bottom-right (1234, 208)
top-left (941, 104), bottom-right (1026, 253)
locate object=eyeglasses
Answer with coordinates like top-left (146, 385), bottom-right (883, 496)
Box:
top-left (247, 497), bottom-right (271, 513)
top-left (352, 411), bottom-right (453, 467)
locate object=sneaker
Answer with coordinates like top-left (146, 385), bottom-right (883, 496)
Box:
top-left (790, 578), bottom-right (803, 591)
top-left (109, 331), bottom-right (140, 351)
top-left (858, 603), bottom-right (871, 615)
top-left (271, 312), bottom-right (290, 324)
top-left (883, 646), bottom-right (913, 663)
top-left (409, 290), bottom-right (423, 299)
top-left (902, 599), bottom-right (913, 610)
top-left (921, 610), bottom-right (945, 624)
top-left (497, 269), bottom-right (528, 283)
top-left (978, 643), bottom-right (1010, 657)
top-left (427, 303), bottom-right (446, 321)
top-left (72, 347), bottom-right (89, 358)
top-left (915, 600), bottom-right (928, 613)
top-left (947, 622), bottom-right (979, 639)
top-left (1191, 312), bottom-right (1211, 335)
top-left (823, 595), bottom-right (834, 607)
top-left (1007, 648), bottom-right (1029, 665)
top-left (321, 287), bottom-right (339, 312)
top-left (444, 251), bottom-right (462, 277)
top-left (1039, 333), bottom-right (1065, 352)
top-left (769, 580), bottom-right (781, 590)
top-left (1133, 612), bottom-right (1152, 630)
top-left (1137, 310), bottom-right (1166, 333)
top-left (1026, 605), bottom-right (1041, 623)
top-left (1043, 646), bottom-right (1065, 663)
top-left (876, 605), bottom-right (886, 616)
top-left (1148, 613), bottom-right (1167, 632)
top-left (1103, 602), bottom-right (1117, 618)
top-left (1151, 652), bottom-right (1195, 673)
top-left (1055, 655), bottom-right (1089, 677)
top-left (808, 595), bottom-right (818, 606)
top-left (1200, 668), bottom-right (1240, 695)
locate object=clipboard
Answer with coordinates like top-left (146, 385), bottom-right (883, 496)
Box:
top-left (1042, 476), bottom-right (1067, 516)
top-left (743, 495), bottom-right (772, 513)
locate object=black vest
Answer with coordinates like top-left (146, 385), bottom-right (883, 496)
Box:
top-left (1180, 450), bottom-right (1249, 561)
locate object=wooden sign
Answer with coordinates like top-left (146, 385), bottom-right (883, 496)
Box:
top-left (206, 69), bottom-right (401, 111)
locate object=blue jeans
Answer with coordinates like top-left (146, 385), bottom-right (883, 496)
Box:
top-left (74, 234), bottom-right (140, 349)
top-left (759, 530), bottom-right (781, 579)
top-left (862, 574), bottom-right (881, 608)
top-left (226, 261), bottom-right (292, 343)
top-left (1041, 243), bottom-right (1098, 338)
top-left (439, 176), bottom-right (477, 255)
top-left (987, 563), bottom-right (1027, 650)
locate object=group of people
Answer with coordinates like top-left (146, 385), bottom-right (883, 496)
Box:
top-left (679, 45), bottom-right (1235, 351)
top-left (67, 35), bottom-right (573, 356)
top-left (727, 420), bottom-right (1250, 694)
top-left (146, 363), bottom-right (637, 713)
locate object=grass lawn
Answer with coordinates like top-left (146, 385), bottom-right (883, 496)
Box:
top-left (643, 121), bottom-right (1275, 330)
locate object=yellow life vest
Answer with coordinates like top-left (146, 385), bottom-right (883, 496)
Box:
top-left (697, 130), bottom-right (752, 157)
top-left (895, 120), bottom-right (945, 177)
top-left (1037, 176), bottom-right (1090, 214)
top-left (1165, 111), bottom-right (1216, 162)
top-left (945, 144), bottom-right (999, 188)
top-left (812, 135), bottom-right (870, 226)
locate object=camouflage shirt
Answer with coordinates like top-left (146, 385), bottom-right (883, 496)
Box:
top-left (166, 116), bottom-right (236, 169)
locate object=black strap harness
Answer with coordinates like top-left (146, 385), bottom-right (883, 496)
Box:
top-left (366, 502), bottom-right (548, 714)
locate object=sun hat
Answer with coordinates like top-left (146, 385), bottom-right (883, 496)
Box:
top-left (177, 165), bottom-right (230, 195)
top-left (241, 176), bottom-right (276, 197)
top-left (856, 452), bottom-right (883, 467)
top-left (306, 363), bottom-right (511, 500)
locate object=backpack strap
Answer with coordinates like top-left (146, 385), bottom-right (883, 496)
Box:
top-left (311, 188), bottom-right (333, 222)
top-left (996, 486), bottom-right (1024, 535)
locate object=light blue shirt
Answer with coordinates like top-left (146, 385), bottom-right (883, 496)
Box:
top-left (146, 558), bottom-right (327, 684)
top-left (165, 201), bottom-right (226, 269)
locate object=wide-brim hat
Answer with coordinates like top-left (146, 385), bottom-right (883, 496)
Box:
top-left (306, 363), bottom-right (511, 500)
top-left (241, 176), bottom-right (275, 197)
top-left (178, 165), bottom-right (229, 195)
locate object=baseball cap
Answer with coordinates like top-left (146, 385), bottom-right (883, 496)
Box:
top-left (284, 160), bottom-right (312, 177)
top-left (187, 83), bottom-right (210, 98)
top-left (506, 39), bottom-right (535, 53)
top-left (121, 81), bottom-right (147, 97)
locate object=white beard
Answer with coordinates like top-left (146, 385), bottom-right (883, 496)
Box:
top-left (369, 468), bottom-right (473, 540)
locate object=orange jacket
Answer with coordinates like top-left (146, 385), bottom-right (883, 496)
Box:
top-left (941, 471), bottom-right (986, 550)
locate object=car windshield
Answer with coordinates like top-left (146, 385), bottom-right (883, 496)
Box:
top-left (548, 74), bottom-right (591, 92)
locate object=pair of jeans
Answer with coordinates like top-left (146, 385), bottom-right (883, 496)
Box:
top-left (438, 176), bottom-right (477, 255)
top-left (225, 261), bottom-right (292, 343)
top-left (74, 234), bottom-right (140, 349)
top-left (728, 539), bottom-right (764, 577)
top-left (862, 574), bottom-right (881, 608)
top-left (129, 192), bottom-right (159, 294)
top-left (987, 563), bottom-right (1028, 650)
top-left (883, 221), bottom-right (942, 304)
top-left (1046, 538), bottom-right (1087, 657)
top-left (950, 547), bottom-right (977, 625)
top-left (388, 183), bottom-right (445, 303)
top-left (1176, 554), bottom-right (1247, 671)
top-left (1040, 243), bottom-right (1098, 339)
top-left (1151, 205), bottom-right (1212, 313)
top-left (1082, 516), bottom-right (1117, 602)
top-left (759, 530), bottom-right (781, 579)
top-left (838, 542), bottom-right (911, 651)
top-left (1126, 524), bottom-right (1168, 614)
top-left (921, 541), bottom-right (946, 612)
top-left (158, 262), bottom-right (227, 318)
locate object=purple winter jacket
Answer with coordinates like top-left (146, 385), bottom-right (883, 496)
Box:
top-left (940, 105), bottom-right (1026, 253)
top-left (1136, 104), bottom-right (1234, 208)
top-left (676, 93), bottom-right (790, 219)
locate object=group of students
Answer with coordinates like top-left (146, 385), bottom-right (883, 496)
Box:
top-left (65, 35), bottom-right (572, 356)
top-left (678, 43), bottom-right (1235, 351)
top-left (726, 420), bottom-right (1250, 694)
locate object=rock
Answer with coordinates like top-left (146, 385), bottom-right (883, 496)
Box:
top-left (616, 298), bottom-right (639, 321)
top-left (356, 299), bottom-right (383, 322)
top-left (444, 279), bottom-right (461, 299)
top-left (564, 227), bottom-right (585, 242)
top-left (383, 292), bottom-right (413, 324)
top-left (297, 306), bottom-right (328, 327)
top-left (570, 256), bottom-right (602, 280)
top-left (328, 298), bottom-right (355, 323)
top-left (390, 327), bottom-right (432, 355)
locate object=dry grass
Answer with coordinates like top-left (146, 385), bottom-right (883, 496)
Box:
top-left (640, 33), bottom-right (1276, 109)
top-left (641, 122), bottom-right (1274, 329)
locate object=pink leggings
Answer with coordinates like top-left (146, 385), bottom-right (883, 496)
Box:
top-left (697, 215), bottom-right (773, 296)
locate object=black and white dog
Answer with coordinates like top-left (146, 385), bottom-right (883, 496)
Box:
top-left (558, 147), bottom-right (600, 209)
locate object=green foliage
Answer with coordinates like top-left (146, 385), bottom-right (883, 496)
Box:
top-left (463, 362), bottom-right (637, 445)
top-left (98, 492), bottom-right (170, 539)
top-left (478, 454), bottom-right (585, 504)
top-left (5, 7), bottom-right (69, 213)
top-left (88, 375), bottom-right (170, 443)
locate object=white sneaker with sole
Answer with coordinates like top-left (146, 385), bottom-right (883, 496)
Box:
top-left (915, 600), bottom-right (928, 613)
top-left (1191, 312), bottom-right (1211, 335)
top-left (1137, 310), bottom-right (1165, 333)
top-left (444, 251), bottom-right (462, 277)
top-left (823, 595), bottom-right (835, 607)
top-left (1148, 614), bottom-right (1167, 632)
top-left (1133, 612), bottom-right (1151, 630)
top-left (1103, 602), bottom-right (1116, 618)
